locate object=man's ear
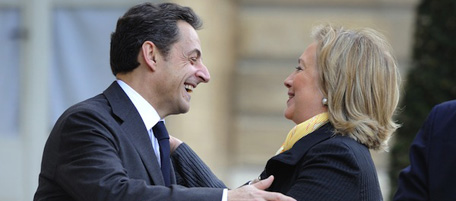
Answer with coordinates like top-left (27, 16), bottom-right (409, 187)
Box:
top-left (141, 41), bottom-right (157, 71)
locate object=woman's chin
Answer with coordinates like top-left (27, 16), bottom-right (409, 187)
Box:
top-left (283, 110), bottom-right (292, 121)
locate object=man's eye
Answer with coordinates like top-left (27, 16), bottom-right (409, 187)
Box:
top-left (295, 66), bottom-right (303, 71)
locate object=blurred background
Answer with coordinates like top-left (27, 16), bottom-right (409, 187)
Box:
top-left (3, 0), bottom-right (456, 200)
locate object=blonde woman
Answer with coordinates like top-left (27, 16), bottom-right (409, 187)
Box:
top-left (257, 24), bottom-right (401, 201)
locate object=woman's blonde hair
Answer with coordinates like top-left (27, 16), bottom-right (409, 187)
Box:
top-left (312, 24), bottom-right (401, 150)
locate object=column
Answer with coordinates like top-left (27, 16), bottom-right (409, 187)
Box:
top-left (20, 0), bottom-right (51, 199)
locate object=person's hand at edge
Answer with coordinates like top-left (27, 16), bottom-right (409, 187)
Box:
top-left (227, 175), bottom-right (296, 201)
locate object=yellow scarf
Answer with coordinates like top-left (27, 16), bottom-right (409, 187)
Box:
top-left (276, 112), bottom-right (329, 155)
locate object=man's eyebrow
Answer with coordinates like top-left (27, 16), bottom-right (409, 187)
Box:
top-left (187, 49), bottom-right (201, 58)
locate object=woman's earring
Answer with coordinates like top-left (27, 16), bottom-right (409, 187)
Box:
top-left (322, 98), bottom-right (328, 106)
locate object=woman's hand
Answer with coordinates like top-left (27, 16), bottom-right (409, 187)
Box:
top-left (169, 135), bottom-right (183, 153)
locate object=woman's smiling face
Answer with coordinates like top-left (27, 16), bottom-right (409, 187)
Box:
top-left (284, 42), bottom-right (327, 124)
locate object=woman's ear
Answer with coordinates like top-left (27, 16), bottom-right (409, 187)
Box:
top-left (141, 41), bottom-right (157, 71)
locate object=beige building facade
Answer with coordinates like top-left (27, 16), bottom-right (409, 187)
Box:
top-left (0, 0), bottom-right (417, 200)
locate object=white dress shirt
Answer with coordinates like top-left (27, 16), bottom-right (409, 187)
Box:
top-left (117, 80), bottom-right (227, 201)
top-left (117, 80), bottom-right (163, 165)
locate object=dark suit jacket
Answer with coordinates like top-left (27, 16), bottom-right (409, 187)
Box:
top-left (260, 123), bottom-right (383, 201)
top-left (393, 100), bottom-right (456, 201)
top-left (34, 81), bottom-right (225, 201)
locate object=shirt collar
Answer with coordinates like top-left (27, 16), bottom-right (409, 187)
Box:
top-left (116, 80), bottom-right (161, 131)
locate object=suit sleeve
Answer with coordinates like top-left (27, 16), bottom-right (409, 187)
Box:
top-left (393, 108), bottom-right (434, 201)
top-left (37, 108), bottom-right (223, 201)
top-left (171, 143), bottom-right (227, 188)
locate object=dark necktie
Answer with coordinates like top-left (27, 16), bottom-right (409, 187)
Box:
top-left (152, 121), bottom-right (171, 186)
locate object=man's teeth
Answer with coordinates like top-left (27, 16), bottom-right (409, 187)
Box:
top-left (185, 84), bottom-right (194, 92)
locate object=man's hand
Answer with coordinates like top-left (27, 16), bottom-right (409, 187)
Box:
top-left (227, 176), bottom-right (296, 201)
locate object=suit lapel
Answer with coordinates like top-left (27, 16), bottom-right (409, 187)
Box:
top-left (103, 81), bottom-right (165, 185)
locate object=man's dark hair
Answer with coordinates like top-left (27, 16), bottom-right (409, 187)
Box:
top-left (110, 2), bottom-right (202, 75)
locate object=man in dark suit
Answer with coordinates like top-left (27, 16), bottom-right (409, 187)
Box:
top-left (393, 100), bottom-right (456, 201)
top-left (33, 2), bottom-right (295, 201)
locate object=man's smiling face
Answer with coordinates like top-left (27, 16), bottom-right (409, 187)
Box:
top-left (155, 20), bottom-right (210, 116)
